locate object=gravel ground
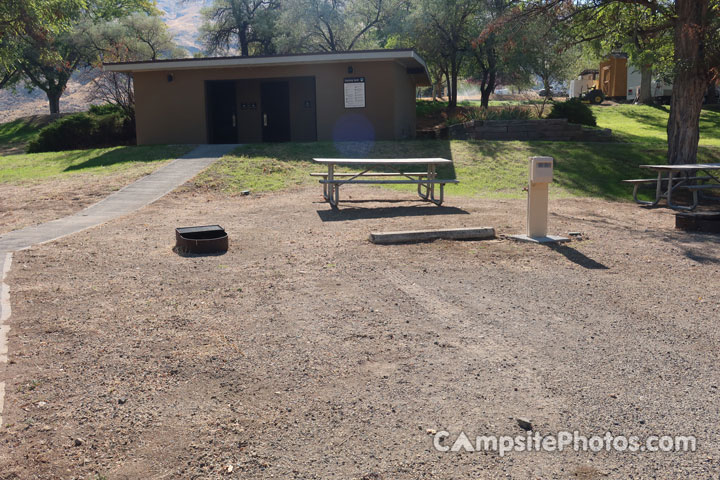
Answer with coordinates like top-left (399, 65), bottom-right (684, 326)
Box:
top-left (0, 186), bottom-right (719, 479)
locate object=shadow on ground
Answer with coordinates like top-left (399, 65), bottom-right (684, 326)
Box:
top-left (316, 203), bottom-right (469, 222)
top-left (63, 145), bottom-right (186, 172)
top-left (545, 243), bottom-right (609, 269)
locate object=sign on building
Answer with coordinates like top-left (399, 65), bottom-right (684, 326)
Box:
top-left (344, 77), bottom-right (366, 108)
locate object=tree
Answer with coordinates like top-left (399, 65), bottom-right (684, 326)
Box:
top-left (275, 0), bottom-right (409, 53)
top-left (666, 0), bottom-right (719, 164)
top-left (17, 33), bottom-right (83, 114)
top-left (514, 10), bottom-right (579, 100)
top-left (1, 0), bottom-right (85, 90)
top-left (2, 0), bottom-right (155, 114)
top-left (413, 0), bottom-right (478, 109)
top-left (519, 0), bottom-right (720, 165)
top-left (386, 13), bottom-right (449, 101)
top-left (570, 2), bottom-right (672, 105)
top-left (78, 13), bottom-right (186, 116)
top-left (471, 0), bottom-right (539, 108)
top-left (0, 37), bottom-right (20, 89)
top-left (200, 0), bottom-right (280, 56)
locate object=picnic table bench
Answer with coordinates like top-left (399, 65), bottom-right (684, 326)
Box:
top-left (623, 163), bottom-right (720, 210)
top-left (312, 158), bottom-right (458, 208)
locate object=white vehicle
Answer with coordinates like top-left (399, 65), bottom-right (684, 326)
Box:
top-left (568, 69), bottom-right (599, 98)
top-left (626, 66), bottom-right (673, 103)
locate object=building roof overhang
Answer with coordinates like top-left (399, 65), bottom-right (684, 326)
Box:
top-left (104, 49), bottom-right (431, 86)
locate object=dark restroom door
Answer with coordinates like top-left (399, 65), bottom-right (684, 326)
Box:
top-left (207, 81), bottom-right (238, 144)
top-left (261, 81), bottom-right (291, 142)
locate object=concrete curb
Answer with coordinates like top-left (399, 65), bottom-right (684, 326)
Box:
top-left (0, 251), bottom-right (13, 427)
top-left (369, 227), bottom-right (496, 244)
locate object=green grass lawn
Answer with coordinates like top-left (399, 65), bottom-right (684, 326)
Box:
top-left (3, 102), bottom-right (720, 203)
top-left (0, 145), bottom-right (193, 184)
top-left (198, 102), bottom-right (720, 201)
top-left (196, 139), bottom-right (720, 201)
top-left (593, 104), bottom-right (720, 146)
top-left (0, 118), bottom-right (46, 148)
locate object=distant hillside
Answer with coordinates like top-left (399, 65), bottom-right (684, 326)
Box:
top-left (0, 2), bottom-right (206, 123)
top-left (157, 0), bottom-right (208, 53)
top-left (0, 74), bottom-right (97, 124)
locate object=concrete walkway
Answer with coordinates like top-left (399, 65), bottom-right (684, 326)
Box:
top-left (0, 144), bottom-right (237, 253)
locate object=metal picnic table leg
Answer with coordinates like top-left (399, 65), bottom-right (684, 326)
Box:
top-left (327, 163), bottom-right (339, 208)
top-left (429, 163), bottom-right (437, 201)
top-left (653, 171), bottom-right (663, 205)
top-left (632, 171), bottom-right (663, 206)
top-left (417, 164), bottom-right (430, 200)
top-left (667, 171), bottom-right (698, 211)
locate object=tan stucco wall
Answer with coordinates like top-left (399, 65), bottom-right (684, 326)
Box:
top-left (132, 61), bottom-right (417, 145)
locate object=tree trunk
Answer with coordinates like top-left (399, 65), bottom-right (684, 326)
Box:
top-left (449, 61), bottom-right (459, 110)
top-left (480, 71), bottom-right (496, 108)
top-left (543, 77), bottom-right (551, 100)
top-left (638, 65), bottom-right (653, 104)
top-left (666, 0), bottom-right (710, 165)
top-left (47, 91), bottom-right (61, 114)
top-left (239, 26), bottom-right (249, 56)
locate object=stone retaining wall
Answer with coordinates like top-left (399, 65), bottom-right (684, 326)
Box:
top-left (418, 118), bottom-right (613, 142)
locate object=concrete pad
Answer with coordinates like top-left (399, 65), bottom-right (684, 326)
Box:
top-left (508, 234), bottom-right (570, 244)
top-left (370, 227), bottom-right (495, 244)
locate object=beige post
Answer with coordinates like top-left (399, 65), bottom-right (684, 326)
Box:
top-left (510, 156), bottom-right (569, 244)
top-left (527, 181), bottom-right (550, 237)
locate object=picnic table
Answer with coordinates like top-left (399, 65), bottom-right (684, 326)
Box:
top-left (312, 158), bottom-right (458, 208)
top-left (624, 163), bottom-right (720, 210)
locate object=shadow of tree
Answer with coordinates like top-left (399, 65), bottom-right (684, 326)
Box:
top-left (63, 145), bottom-right (189, 172)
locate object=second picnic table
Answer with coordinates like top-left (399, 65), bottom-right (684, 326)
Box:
top-left (312, 158), bottom-right (458, 208)
top-left (624, 163), bottom-right (720, 210)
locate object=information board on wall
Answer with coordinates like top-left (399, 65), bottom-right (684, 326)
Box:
top-left (344, 77), bottom-right (366, 108)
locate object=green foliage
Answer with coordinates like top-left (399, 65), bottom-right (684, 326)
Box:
top-left (274, 0), bottom-right (407, 53)
top-left (416, 100), bottom-right (448, 117)
top-left (26, 111), bottom-right (134, 153)
top-left (548, 98), bottom-right (597, 127)
top-left (574, 2), bottom-right (674, 79)
top-left (513, 9), bottom-right (581, 93)
top-left (78, 13), bottom-right (187, 63)
top-left (88, 103), bottom-right (125, 116)
top-left (463, 107), bottom-right (534, 122)
top-left (3, 0), bottom-right (178, 116)
top-left (0, 0), bottom-right (84, 70)
top-left (200, 0), bottom-right (280, 56)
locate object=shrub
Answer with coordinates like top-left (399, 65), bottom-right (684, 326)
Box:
top-left (27, 114), bottom-right (98, 153)
top-left (547, 98), bottom-right (597, 126)
top-left (447, 106), bottom-right (534, 125)
top-left (26, 110), bottom-right (135, 153)
top-left (88, 103), bottom-right (125, 116)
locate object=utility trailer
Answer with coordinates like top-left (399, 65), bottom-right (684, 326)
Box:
top-left (569, 54), bottom-right (673, 104)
